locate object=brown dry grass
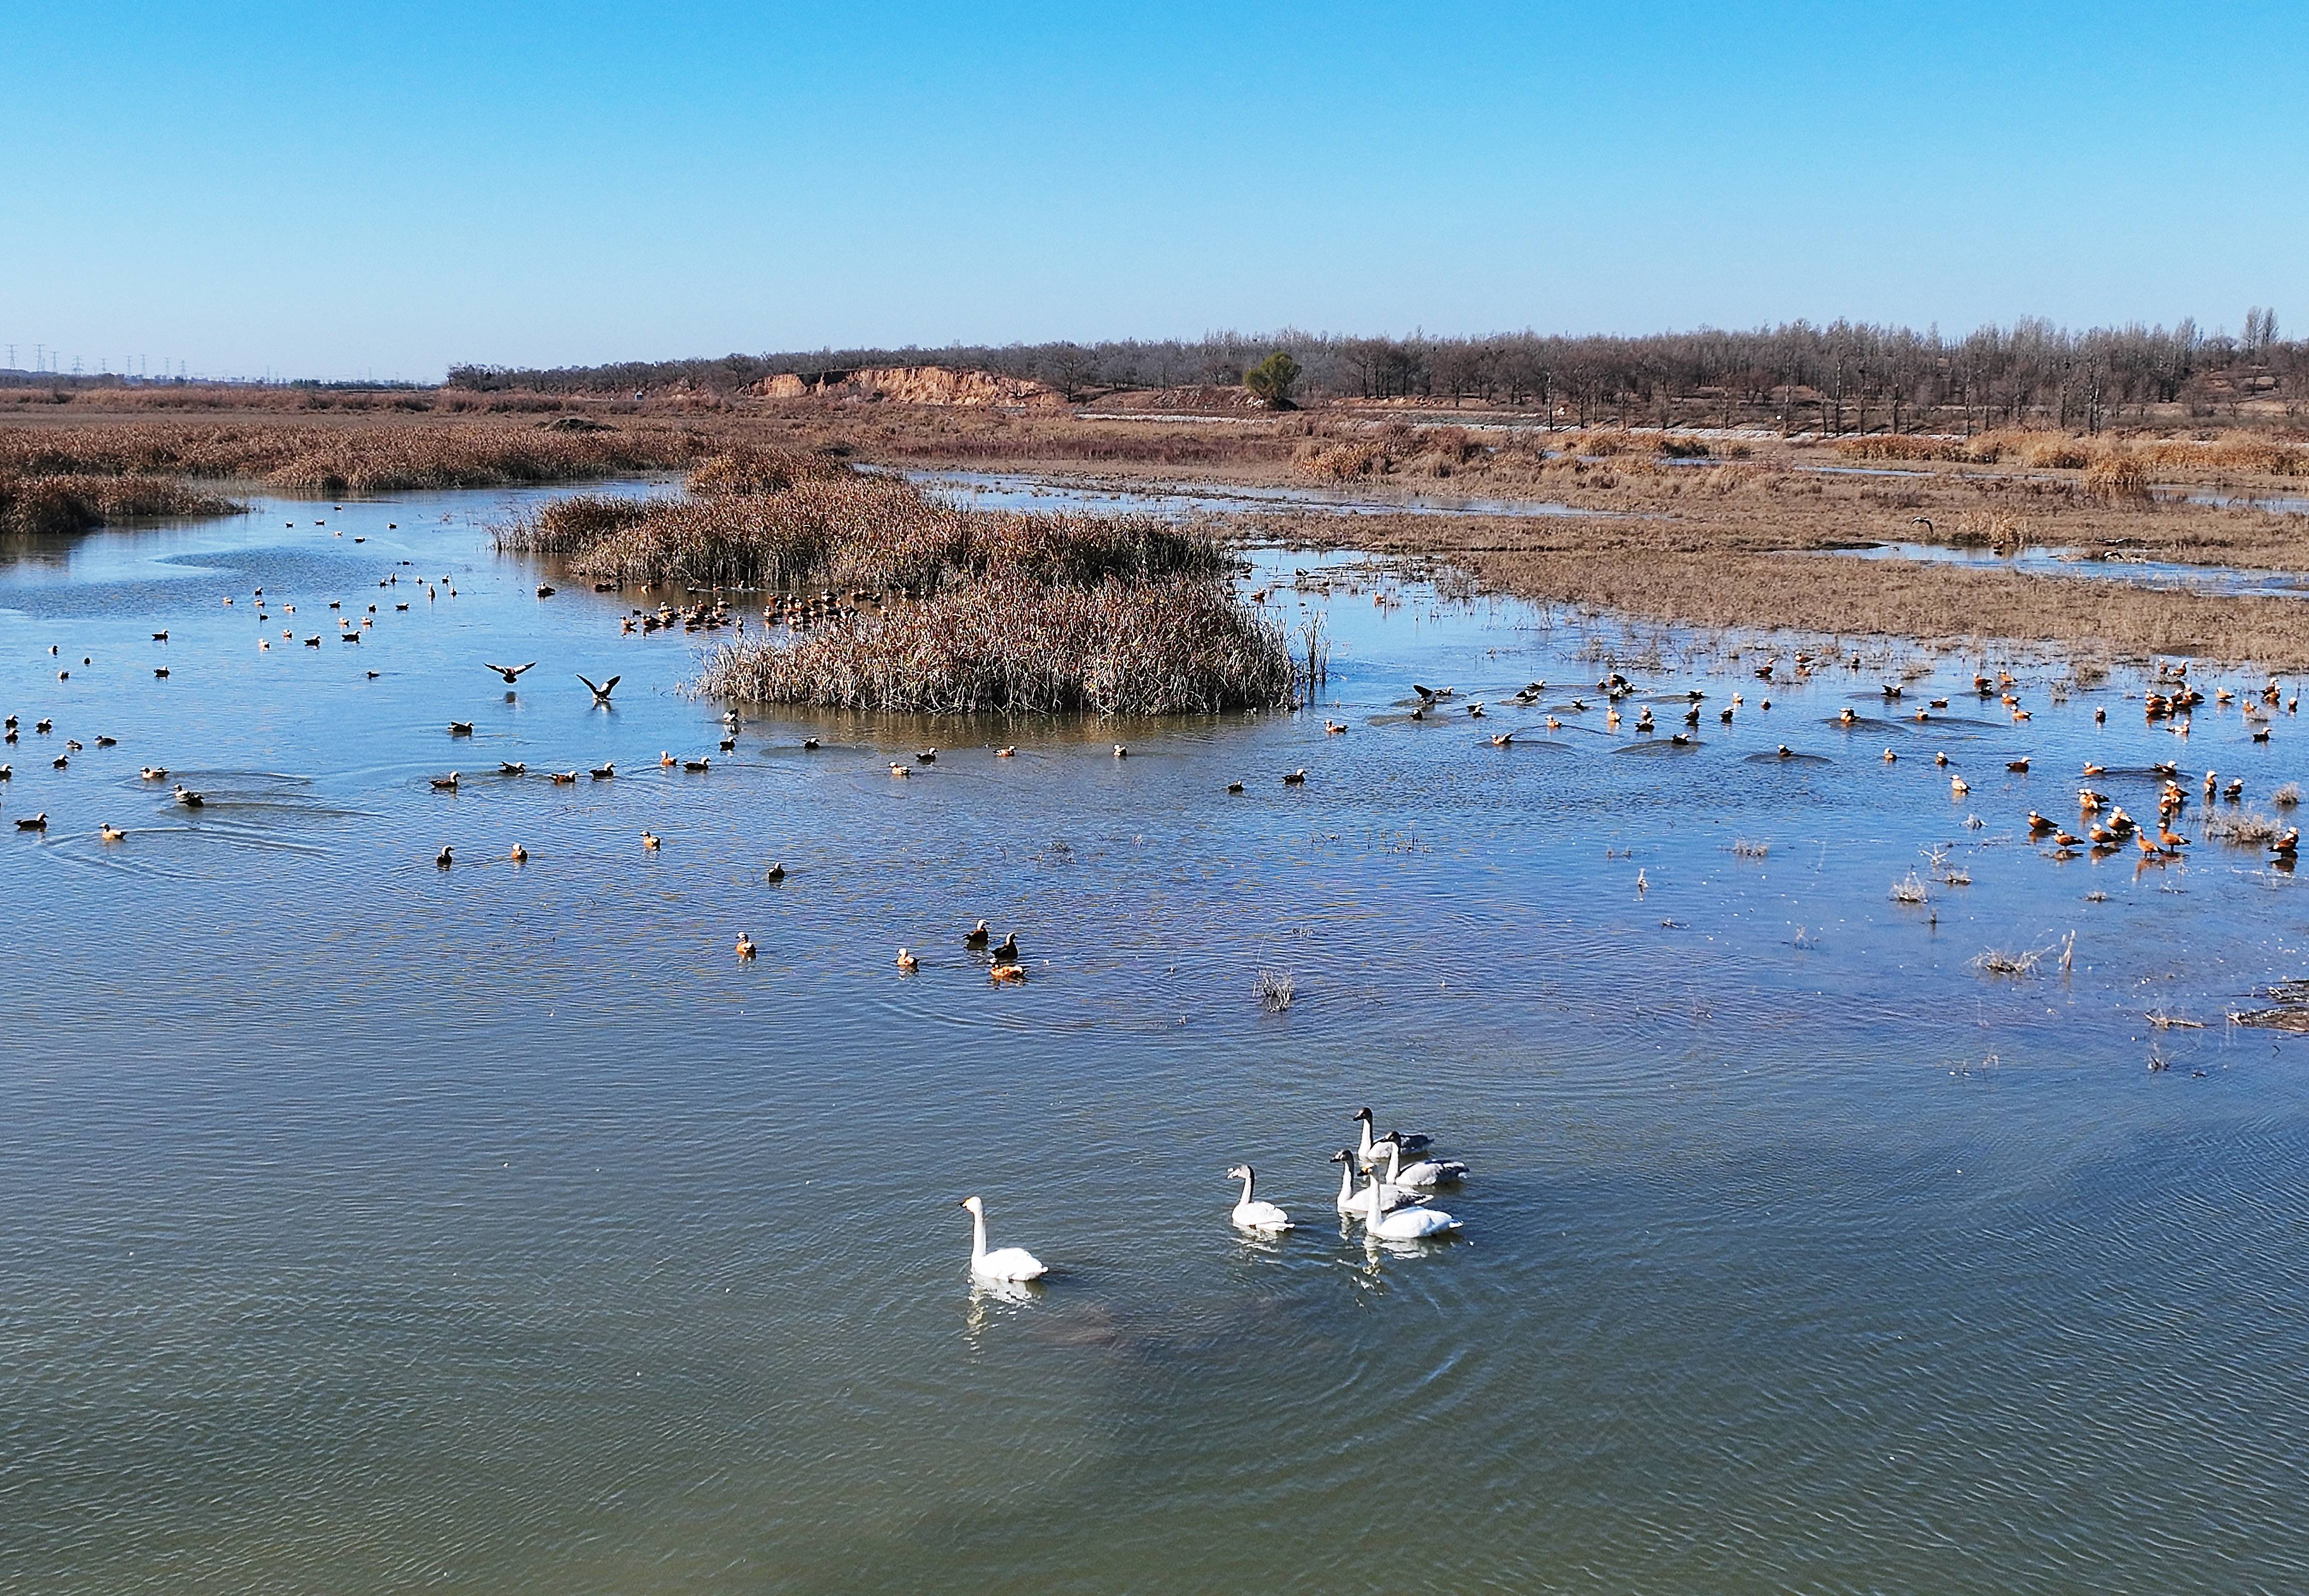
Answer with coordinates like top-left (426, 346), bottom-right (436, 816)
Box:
top-left (699, 576), bottom-right (1295, 713)
top-left (0, 418), bottom-right (716, 494)
top-left (499, 471), bottom-right (1226, 593)
top-left (0, 471), bottom-right (239, 536)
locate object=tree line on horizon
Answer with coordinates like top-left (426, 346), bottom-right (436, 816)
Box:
top-left (448, 314), bottom-right (2302, 433)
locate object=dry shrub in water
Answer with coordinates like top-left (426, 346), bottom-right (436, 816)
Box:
top-left (698, 575), bottom-right (1297, 714)
top-left (2203, 808), bottom-right (2283, 846)
top-left (1971, 946), bottom-right (2044, 977)
top-left (1256, 970), bottom-right (1296, 1012)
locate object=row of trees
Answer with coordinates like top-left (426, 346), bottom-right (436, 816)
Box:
top-left (449, 314), bottom-right (2308, 432)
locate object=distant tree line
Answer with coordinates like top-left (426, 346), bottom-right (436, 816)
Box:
top-left (448, 312), bottom-right (2306, 432)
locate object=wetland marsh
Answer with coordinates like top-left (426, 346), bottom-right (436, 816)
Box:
top-left (7, 478), bottom-right (2309, 1592)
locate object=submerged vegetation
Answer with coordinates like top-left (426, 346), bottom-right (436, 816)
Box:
top-left (505, 450), bottom-right (1296, 714)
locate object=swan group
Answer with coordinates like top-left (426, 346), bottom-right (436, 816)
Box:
top-left (961, 1106), bottom-right (1470, 1284)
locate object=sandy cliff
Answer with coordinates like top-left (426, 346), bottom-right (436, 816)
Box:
top-left (761, 366), bottom-right (1065, 407)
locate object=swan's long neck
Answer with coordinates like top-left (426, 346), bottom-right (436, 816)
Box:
top-left (969, 1208), bottom-right (988, 1266)
top-left (1365, 1165), bottom-right (1386, 1227)
top-left (1237, 1169), bottom-right (1255, 1206)
top-left (1380, 1141), bottom-right (1403, 1184)
top-left (1358, 1119), bottom-right (1376, 1160)
top-left (1337, 1159), bottom-right (1355, 1207)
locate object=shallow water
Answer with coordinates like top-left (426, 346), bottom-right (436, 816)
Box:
top-left (1816, 539), bottom-right (2309, 600)
top-left (905, 466), bottom-right (1604, 519)
top-left (8, 486), bottom-right (2309, 1593)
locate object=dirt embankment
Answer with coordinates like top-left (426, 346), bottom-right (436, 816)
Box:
top-left (759, 366), bottom-right (1064, 408)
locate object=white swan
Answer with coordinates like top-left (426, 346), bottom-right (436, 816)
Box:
top-left (1363, 1158), bottom-right (1461, 1241)
top-left (1329, 1149), bottom-right (1430, 1216)
top-left (1227, 1165), bottom-right (1293, 1233)
top-left (959, 1195), bottom-right (1046, 1281)
top-left (1353, 1106), bottom-right (1433, 1167)
top-left (1378, 1137), bottom-right (1469, 1190)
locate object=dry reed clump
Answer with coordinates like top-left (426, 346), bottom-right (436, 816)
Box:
top-left (685, 444), bottom-right (849, 497)
top-left (0, 470), bottom-right (239, 536)
top-left (1297, 438), bottom-right (1390, 480)
top-left (1255, 970), bottom-right (1296, 1012)
top-left (1889, 871), bottom-right (1930, 904)
top-left (2021, 434), bottom-right (2094, 470)
top-left (0, 420), bottom-right (711, 494)
top-left (2275, 782), bottom-right (2301, 808)
top-left (2082, 449), bottom-right (2152, 498)
top-left (491, 493), bottom-right (658, 556)
top-left (697, 575), bottom-right (1297, 714)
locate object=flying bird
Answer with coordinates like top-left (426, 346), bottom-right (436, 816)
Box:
top-left (578, 673), bottom-right (620, 705)
top-left (485, 661), bottom-right (537, 684)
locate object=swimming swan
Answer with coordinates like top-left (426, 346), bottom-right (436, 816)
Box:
top-left (1378, 1138), bottom-right (1469, 1189)
top-left (1361, 1157), bottom-right (1461, 1241)
top-left (1227, 1165), bottom-right (1293, 1232)
top-left (959, 1195), bottom-right (1046, 1282)
top-left (1353, 1106), bottom-right (1432, 1167)
top-left (1328, 1149), bottom-right (1429, 1216)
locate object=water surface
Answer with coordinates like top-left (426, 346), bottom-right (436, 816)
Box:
top-left (6, 486), bottom-right (2309, 1593)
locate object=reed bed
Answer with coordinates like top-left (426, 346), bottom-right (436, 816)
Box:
top-left (489, 493), bottom-right (658, 556)
top-left (686, 444), bottom-right (849, 497)
top-left (0, 471), bottom-right (239, 536)
top-left (511, 471), bottom-right (1228, 594)
top-left (698, 575), bottom-right (1296, 713)
top-left (0, 420), bottom-right (711, 494)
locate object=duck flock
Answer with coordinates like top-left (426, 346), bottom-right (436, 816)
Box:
top-left (961, 1105), bottom-right (1471, 1283)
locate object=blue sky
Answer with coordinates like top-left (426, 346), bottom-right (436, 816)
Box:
top-left (4, 2), bottom-right (2304, 380)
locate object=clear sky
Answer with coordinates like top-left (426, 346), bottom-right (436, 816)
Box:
top-left (5, 2), bottom-right (2304, 380)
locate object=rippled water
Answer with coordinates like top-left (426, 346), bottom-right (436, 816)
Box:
top-left (7, 485), bottom-right (2309, 1593)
